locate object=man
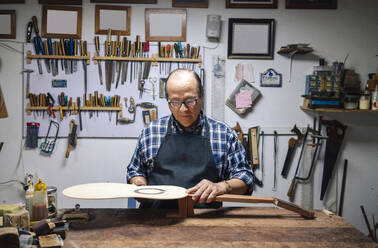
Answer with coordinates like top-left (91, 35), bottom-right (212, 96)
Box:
top-left (127, 69), bottom-right (254, 208)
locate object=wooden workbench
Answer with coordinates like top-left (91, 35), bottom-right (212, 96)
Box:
top-left (63, 207), bottom-right (377, 248)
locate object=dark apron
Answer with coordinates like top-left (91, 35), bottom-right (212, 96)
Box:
top-left (140, 117), bottom-right (222, 209)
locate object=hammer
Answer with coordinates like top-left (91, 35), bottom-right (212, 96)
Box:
top-left (22, 69), bottom-right (34, 98)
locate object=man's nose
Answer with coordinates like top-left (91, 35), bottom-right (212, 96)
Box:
top-left (179, 102), bottom-right (189, 111)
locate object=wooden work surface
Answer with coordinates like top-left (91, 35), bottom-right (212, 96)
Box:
top-left (63, 207), bottom-right (377, 248)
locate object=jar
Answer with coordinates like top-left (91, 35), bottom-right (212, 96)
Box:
top-left (344, 95), bottom-right (359, 110)
top-left (32, 179), bottom-right (48, 221)
top-left (47, 186), bottom-right (57, 218)
top-left (359, 94), bottom-right (371, 110)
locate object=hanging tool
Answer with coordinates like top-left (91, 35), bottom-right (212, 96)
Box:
top-left (248, 126), bottom-right (260, 167)
top-left (105, 29), bottom-right (112, 91)
top-left (26, 21), bottom-right (33, 42)
top-left (73, 39), bottom-right (78, 73)
top-left (32, 16), bottom-right (43, 74)
top-left (60, 38), bottom-right (68, 74)
top-left (136, 102), bottom-right (158, 126)
top-left (33, 37), bottom-right (43, 75)
top-left (121, 37), bottom-right (127, 85)
top-left (233, 123), bottom-right (262, 187)
top-left (259, 131), bottom-right (265, 182)
top-left (77, 97), bottom-right (82, 131)
top-left (69, 38), bottom-right (74, 74)
top-left (22, 70), bottom-right (34, 98)
top-left (320, 119), bottom-right (347, 200)
top-left (81, 40), bottom-right (88, 95)
top-left (40, 120), bottom-right (59, 155)
top-left (272, 131), bottom-right (278, 192)
top-left (287, 126), bottom-right (310, 198)
top-left (46, 93), bottom-right (55, 118)
top-left (281, 125), bottom-right (304, 178)
top-left (118, 97), bottom-right (136, 124)
top-left (247, 126), bottom-right (263, 187)
top-left (47, 38), bottom-right (57, 76)
top-left (65, 120), bottom-right (77, 158)
top-left (115, 32), bottom-right (122, 88)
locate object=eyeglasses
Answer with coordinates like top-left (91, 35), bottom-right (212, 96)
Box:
top-left (168, 98), bottom-right (199, 109)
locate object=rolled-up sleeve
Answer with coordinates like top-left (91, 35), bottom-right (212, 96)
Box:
top-left (126, 137), bottom-right (146, 183)
top-left (226, 131), bottom-right (254, 194)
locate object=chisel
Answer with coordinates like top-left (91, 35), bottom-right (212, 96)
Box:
top-left (115, 33), bottom-right (121, 88)
top-left (95, 36), bottom-right (103, 85)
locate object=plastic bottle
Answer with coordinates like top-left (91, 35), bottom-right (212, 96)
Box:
top-left (25, 182), bottom-right (34, 218)
top-left (32, 178), bottom-right (48, 221)
top-left (372, 85), bottom-right (378, 111)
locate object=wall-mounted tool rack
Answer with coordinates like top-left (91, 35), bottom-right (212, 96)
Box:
top-left (26, 103), bottom-right (123, 116)
top-left (26, 50), bottom-right (91, 65)
top-left (92, 54), bottom-right (202, 67)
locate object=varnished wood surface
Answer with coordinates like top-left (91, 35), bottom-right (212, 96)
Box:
top-left (63, 207), bottom-right (377, 248)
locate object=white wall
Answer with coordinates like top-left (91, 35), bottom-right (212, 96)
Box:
top-left (0, 0), bottom-right (377, 235)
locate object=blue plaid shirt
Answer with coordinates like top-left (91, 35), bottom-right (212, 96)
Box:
top-left (127, 113), bottom-right (254, 194)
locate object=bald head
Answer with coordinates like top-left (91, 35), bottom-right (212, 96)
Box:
top-left (165, 69), bottom-right (203, 99)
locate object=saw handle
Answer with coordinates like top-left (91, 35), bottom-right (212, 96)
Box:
top-left (287, 178), bottom-right (296, 198)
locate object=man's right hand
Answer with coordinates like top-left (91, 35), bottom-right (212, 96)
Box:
top-left (130, 176), bottom-right (148, 203)
top-left (130, 176), bottom-right (147, 186)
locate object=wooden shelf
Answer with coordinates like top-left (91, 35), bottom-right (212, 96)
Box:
top-left (92, 54), bottom-right (202, 67)
top-left (26, 50), bottom-right (91, 65)
top-left (300, 106), bottom-right (378, 113)
top-left (277, 47), bottom-right (313, 56)
top-left (26, 103), bottom-right (122, 116)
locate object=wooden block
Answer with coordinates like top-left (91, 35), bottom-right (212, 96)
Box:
top-left (0, 204), bottom-right (21, 216)
top-left (3, 209), bottom-right (30, 230)
top-left (0, 227), bottom-right (19, 248)
top-left (38, 234), bottom-right (62, 248)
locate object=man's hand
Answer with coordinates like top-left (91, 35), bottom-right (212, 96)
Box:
top-left (186, 179), bottom-right (228, 204)
top-left (130, 176), bottom-right (148, 203)
top-left (130, 176), bottom-right (147, 186)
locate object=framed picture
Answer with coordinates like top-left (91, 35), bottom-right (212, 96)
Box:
top-left (90, 0), bottom-right (156, 3)
top-left (172, 0), bottom-right (208, 8)
top-left (226, 0), bottom-right (277, 9)
top-left (286, 0), bottom-right (337, 9)
top-left (227, 18), bottom-right (275, 59)
top-left (95, 5), bottom-right (131, 35)
top-left (0, 0), bottom-right (24, 3)
top-left (0, 10), bottom-right (16, 39)
top-left (42, 5), bottom-right (82, 38)
top-left (145, 8), bottom-right (187, 42)
top-left (39, 0), bottom-right (82, 4)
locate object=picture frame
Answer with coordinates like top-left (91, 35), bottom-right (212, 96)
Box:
top-left (172, 0), bottom-right (208, 8)
top-left (0, 10), bottom-right (16, 39)
top-left (0, 0), bottom-right (24, 3)
top-left (227, 18), bottom-right (275, 59)
top-left (145, 8), bottom-right (187, 42)
top-left (42, 5), bottom-right (82, 38)
top-left (39, 0), bottom-right (82, 4)
top-left (226, 0), bottom-right (277, 9)
top-left (95, 5), bottom-right (131, 35)
top-left (286, 0), bottom-right (337, 9)
top-left (90, 0), bottom-right (156, 3)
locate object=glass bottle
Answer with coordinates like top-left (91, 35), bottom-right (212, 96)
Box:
top-left (32, 178), bottom-right (48, 221)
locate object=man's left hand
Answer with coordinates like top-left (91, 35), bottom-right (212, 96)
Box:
top-left (186, 179), bottom-right (227, 204)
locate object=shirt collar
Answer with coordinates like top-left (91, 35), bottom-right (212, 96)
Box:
top-left (171, 111), bottom-right (205, 134)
